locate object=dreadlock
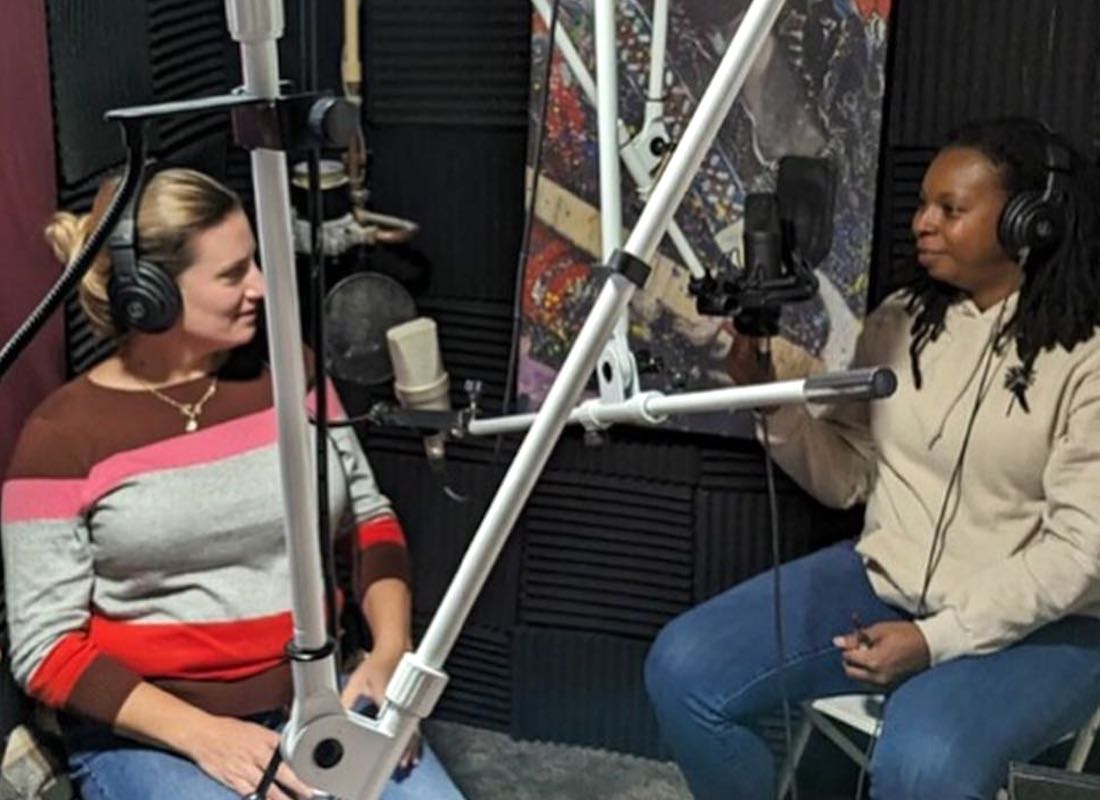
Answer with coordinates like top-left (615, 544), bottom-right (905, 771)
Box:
top-left (904, 118), bottom-right (1100, 409)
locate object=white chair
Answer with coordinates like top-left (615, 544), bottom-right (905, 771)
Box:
top-left (777, 693), bottom-right (1100, 799)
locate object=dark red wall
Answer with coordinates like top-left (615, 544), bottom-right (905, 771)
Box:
top-left (0, 3), bottom-right (63, 476)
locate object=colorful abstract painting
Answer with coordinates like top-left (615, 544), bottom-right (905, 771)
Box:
top-left (517, 0), bottom-right (892, 436)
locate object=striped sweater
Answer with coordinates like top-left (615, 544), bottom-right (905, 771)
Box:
top-left (1, 366), bottom-right (408, 725)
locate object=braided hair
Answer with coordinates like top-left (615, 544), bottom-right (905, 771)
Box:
top-left (904, 118), bottom-right (1100, 410)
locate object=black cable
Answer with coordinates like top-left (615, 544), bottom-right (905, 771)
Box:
top-left (308, 0), bottom-right (318, 94)
top-left (306, 149), bottom-right (340, 675)
top-left (758, 409), bottom-right (799, 800)
top-left (916, 297), bottom-right (1009, 614)
top-left (498, 0), bottom-right (561, 453)
top-left (849, 298), bottom-right (1010, 800)
top-left (241, 746), bottom-right (283, 800)
top-left (0, 122), bottom-right (146, 382)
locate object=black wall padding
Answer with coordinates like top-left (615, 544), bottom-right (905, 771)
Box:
top-left (692, 488), bottom-right (855, 603)
top-left (364, 1), bottom-right (530, 127)
top-left (414, 617), bottom-right (512, 733)
top-left (365, 450), bottom-right (521, 631)
top-left (419, 297), bottom-right (515, 415)
top-left (871, 146), bottom-right (936, 303)
top-left (543, 426), bottom-right (702, 486)
top-left (871, 0), bottom-right (1100, 303)
top-left (147, 0), bottom-right (231, 157)
top-left (887, 0), bottom-right (1100, 154)
top-left (511, 628), bottom-right (669, 759)
top-left (518, 472), bottom-right (694, 640)
top-left (48, 0), bottom-right (154, 185)
top-left (366, 126), bottom-right (528, 304)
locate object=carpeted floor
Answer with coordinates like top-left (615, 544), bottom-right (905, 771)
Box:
top-left (423, 720), bottom-right (857, 800)
top-left (424, 720), bottom-right (691, 800)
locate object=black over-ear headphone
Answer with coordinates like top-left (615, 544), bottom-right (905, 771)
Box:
top-left (107, 174), bottom-right (182, 334)
top-left (997, 132), bottom-right (1073, 258)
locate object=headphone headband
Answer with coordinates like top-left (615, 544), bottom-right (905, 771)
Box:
top-left (997, 128), bottom-right (1072, 257)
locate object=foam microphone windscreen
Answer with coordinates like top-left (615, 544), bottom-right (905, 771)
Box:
top-left (386, 317), bottom-right (450, 412)
top-left (777, 155), bottom-right (836, 268)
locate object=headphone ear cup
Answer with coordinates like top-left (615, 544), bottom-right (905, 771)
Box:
top-left (998, 191), bottom-right (1039, 257)
top-left (108, 260), bottom-right (182, 334)
top-left (998, 190), bottom-right (1067, 258)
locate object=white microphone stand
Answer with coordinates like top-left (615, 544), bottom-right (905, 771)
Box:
top-left (231, 2), bottom-right (873, 799)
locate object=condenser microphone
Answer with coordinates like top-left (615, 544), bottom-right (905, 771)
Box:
top-left (386, 317), bottom-right (451, 464)
top-left (744, 192), bottom-right (784, 284)
top-left (734, 193), bottom-right (784, 343)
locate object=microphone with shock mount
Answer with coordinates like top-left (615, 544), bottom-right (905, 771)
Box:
top-left (383, 317), bottom-right (468, 502)
top-left (689, 154), bottom-right (833, 340)
top-left (386, 317), bottom-right (452, 464)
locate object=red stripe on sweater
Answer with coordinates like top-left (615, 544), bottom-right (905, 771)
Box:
top-left (85, 612), bottom-right (293, 681)
top-left (357, 515), bottom-right (406, 550)
top-left (27, 633), bottom-right (102, 706)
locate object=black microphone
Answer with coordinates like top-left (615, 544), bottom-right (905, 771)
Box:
top-left (744, 192), bottom-right (784, 283)
top-left (734, 193), bottom-right (784, 341)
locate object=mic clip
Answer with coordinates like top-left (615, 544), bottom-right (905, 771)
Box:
top-left (364, 404), bottom-right (468, 439)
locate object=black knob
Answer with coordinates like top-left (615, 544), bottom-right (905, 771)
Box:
top-left (313, 738), bottom-right (344, 769)
top-left (308, 97), bottom-right (358, 149)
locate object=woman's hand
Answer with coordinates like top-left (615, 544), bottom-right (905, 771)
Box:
top-left (724, 327), bottom-right (776, 387)
top-left (181, 715), bottom-right (314, 800)
top-left (341, 647), bottom-right (422, 771)
top-left (834, 620), bottom-right (931, 687)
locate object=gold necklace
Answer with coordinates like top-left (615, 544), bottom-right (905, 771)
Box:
top-left (139, 376), bottom-right (219, 432)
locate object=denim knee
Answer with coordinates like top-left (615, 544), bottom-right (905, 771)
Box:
top-left (645, 621), bottom-right (684, 715)
top-left (645, 615), bottom-right (709, 718)
top-left (870, 730), bottom-right (1003, 800)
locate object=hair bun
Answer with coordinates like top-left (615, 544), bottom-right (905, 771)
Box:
top-left (44, 210), bottom-right (88, 266)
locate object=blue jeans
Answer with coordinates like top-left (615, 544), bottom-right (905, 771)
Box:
top-left (645, 541), bottom-right (1100, 800)
top-left (64, 709), bottom-right (466, 800)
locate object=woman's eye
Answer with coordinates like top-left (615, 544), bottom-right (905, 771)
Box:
top-left (220, 264), bottom-right (249, 283)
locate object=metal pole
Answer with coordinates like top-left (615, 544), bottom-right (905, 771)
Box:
top-left (594, 0), bottom-right (637, 403)
top-left (226, 0), bottom-right (341, 719)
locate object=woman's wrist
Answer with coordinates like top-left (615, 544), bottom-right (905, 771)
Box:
top-left (370, 637), bottom-right (412, 661)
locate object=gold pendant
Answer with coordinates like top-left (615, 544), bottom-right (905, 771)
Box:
top-left (185, 417), bottom-right (199, 433)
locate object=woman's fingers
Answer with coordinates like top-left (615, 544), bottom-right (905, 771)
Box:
top-left (274, 761), bottom-right (316, 798)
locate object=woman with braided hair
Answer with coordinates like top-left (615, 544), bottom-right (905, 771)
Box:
top-left (645, 117), bottom-right (1100, 799)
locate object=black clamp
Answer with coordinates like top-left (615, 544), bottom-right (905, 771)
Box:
top-left (285, 636), bottom-right (337, 663)
top-left (607, 249), bottom-right (652, 288)
top-left (232, 93), bottom-right (358, 153)
top-left (105, 90), bottom-right (358, 156)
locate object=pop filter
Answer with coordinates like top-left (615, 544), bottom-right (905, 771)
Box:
top-left (324, 271), bottom-right (417, 384)
top-left (777, 155), bottom-right (836, 268)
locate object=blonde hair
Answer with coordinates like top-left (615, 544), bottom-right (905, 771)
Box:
top-left (45, 168), bottom-right (242, 339)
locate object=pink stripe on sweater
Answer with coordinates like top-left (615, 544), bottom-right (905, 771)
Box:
top-left (2, 478), bottom-right (85, 523)
top-left (84, 407), bottom-right (277, 502)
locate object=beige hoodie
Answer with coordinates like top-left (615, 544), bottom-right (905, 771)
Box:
top-left (760, 289), bottom-right (1100, 665)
